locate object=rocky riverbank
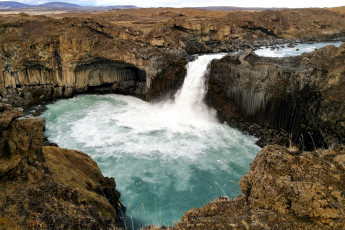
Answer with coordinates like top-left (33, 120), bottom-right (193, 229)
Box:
top-left (172, 145), bottom-right (345, 230)
top-left (0, 101), bottom-right (124, 229)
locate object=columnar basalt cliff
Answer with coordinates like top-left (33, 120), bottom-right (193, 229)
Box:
top-left (207, 43), bottom-right (345, 150)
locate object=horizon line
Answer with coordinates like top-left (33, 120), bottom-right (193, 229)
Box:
top-left (0, 1), bottom-right (344, 9)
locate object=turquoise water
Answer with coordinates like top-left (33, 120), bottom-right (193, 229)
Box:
top-left (41, 43), bottom-right (343, 228)
top-left (42, 94), bottom-right (260, 228)
top-left (42, 54), bottom-right (260, 228)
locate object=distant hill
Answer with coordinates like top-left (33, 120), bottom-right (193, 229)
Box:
top-left (37, 2), bottom-right (80, 8)
top-left (0, 1), bottom-right (138, 11)
top-left (0, 2), bottom-right (294, 12)
top-left (0, 1), bottom-right (31, 9)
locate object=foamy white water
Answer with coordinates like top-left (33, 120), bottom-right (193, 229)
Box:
top-left (43, 54), bottom-right (260, 228)
top-left (173, 54), bottom-right (226, 122)
top-left (254, 41), bottom-right (343, 57)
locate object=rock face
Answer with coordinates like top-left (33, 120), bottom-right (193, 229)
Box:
top-left (174, 145), bottom-right (345, 230)
top-left (0, 102), bottom-right (45, 182)
top-left (207, 43), bottom-right (345, 149)
top-left (0, 100), bottom-right (123, 229)
top-left (0, 8), bottom-right (345, 106)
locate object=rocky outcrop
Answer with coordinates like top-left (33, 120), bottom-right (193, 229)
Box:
top-left (146, 58), bottom-right (187, 100)
top-left (0, 102), bottom-right (45, 182)
top-left (207, 43), bottom-right (345, 150)
top-left (0, 100), bottom-right (123, 229)
top-left (173, 145), bottom-right (345, 230)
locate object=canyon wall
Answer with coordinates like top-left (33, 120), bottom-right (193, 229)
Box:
top-left (207, 43), bottom-right (345, 150)
top-left (1, 8), bottom-right (345, 106)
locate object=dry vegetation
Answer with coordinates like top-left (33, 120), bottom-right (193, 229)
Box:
top-left (328, 6), bottom-right (345, 14)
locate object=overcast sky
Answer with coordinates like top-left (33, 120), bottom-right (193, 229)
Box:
top-left (2, 0), bottom-right (345, 8)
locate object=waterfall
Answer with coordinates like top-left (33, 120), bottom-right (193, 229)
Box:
top-left (175, 54), bottom-right (226, 109)
top-left (163, 53), bottom-right (227, 124)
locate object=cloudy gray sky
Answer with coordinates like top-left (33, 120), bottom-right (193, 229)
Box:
top-left (1, 0), bottom-right (345, 8)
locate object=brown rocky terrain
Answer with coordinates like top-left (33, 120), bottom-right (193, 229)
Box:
top-left (0, 7), bottom-right (345, 230)
top-left (329, 6), bottom-right (345, 14)
top-left (0, 100), bottom-right (124, 229)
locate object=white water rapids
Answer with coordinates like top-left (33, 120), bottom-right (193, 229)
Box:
top-left (254, 41), bottom-right (343, 57)
top-left (43, 53), bottom-right (260, 228)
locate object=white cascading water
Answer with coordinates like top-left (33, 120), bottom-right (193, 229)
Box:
top-left (173, 54), bottom-right (226, 119)
top-left (254, 41), bottom-right (343, 57)
top-left (42, 53), bottom-right (260, 228)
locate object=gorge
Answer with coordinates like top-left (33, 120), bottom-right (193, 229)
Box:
top-left (1, 6), bottom-right (345, 230)
top-left (42, 54), bottom-right (260, 228)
